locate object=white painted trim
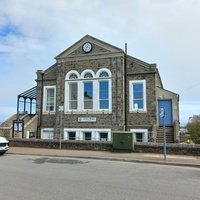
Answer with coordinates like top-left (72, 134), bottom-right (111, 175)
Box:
top-left (64, 128), bottom-right (111, 141)
top-left (97, 79), bottom-right (112, 111)
top-left (65, 68), bottom-right (112, 113)
top-left (41, 128), bottom-right (54, 139)
top-left (65, 70), bottom-right (80, 80)
top-left (130, 128), bottom-right (148, 142)
top-left (81, 69), bottom-right (95, 79)
top-left (129, 80), bottom-right (147, 112)
top-left (43, 86), bottom-right (56, 113)
top-left (96, 68), bottom-right (112, 78)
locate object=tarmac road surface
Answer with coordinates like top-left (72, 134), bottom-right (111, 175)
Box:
top-left (1, 154), bottom-right (200, 200)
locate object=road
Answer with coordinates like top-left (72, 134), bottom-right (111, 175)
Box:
top-left (0, 154), bottom-right (200, 200)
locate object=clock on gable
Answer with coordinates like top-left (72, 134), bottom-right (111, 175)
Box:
top-left (82, 42), bottom-right (92, 53)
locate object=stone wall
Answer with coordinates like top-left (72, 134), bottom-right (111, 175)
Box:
top-left (9, 139), bottom-right (200, 155)
top-left (134, 142), bottom-right (200, 156)
top-left (9, 139), bottom-right (112, 151)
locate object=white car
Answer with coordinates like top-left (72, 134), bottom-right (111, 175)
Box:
top-left (0, 137), bottom-right (9, 155)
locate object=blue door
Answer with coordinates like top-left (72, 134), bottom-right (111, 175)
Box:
top-left (158, 100), bottom-right (173, 126)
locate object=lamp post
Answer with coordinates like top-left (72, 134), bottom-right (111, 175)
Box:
top-left (160, 108), bottom-right (167, 160)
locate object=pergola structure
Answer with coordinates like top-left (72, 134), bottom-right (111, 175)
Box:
top-left (13, 86), bottom-right (37, 138)
top-left (17, 86), bottom-right (37, 116)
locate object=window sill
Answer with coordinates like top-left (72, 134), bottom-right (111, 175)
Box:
top-left (43, 112), bottom-right (56, 115)
top-left (65, 110), bottom-right (112, 114)
top-left (129, 110), bottom-right (147, 113)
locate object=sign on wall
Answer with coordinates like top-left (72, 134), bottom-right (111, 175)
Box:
top-left (78, 117), bottom-right (96, 122)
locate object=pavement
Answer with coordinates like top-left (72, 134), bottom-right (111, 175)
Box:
top-left (7, 147), bottom-right (200, 168)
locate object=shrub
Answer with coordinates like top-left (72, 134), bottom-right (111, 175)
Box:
top-left (187, 122), bottom-right (200, 144)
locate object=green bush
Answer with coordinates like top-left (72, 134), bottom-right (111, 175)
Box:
top-left (187, 122), bottom-right (200, 144)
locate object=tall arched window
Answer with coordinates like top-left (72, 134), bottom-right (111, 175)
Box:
top-left (97, 69), bottom-right (112, 111)
top-left (65, 68), bottom-right (112, 112)
top-left (65, 71), bottom-right (79, 110)
top-left (83, 73), bottom-right (93, 109)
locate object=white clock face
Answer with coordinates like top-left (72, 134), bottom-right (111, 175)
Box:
top-left (83, 42), bottom-right (92, 53)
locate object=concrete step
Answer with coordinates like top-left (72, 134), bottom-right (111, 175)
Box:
top-left (156, 127), bottom-right (174, 143)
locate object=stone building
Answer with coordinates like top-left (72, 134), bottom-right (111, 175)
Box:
top-left (32, 35), bottom-right (179, 143)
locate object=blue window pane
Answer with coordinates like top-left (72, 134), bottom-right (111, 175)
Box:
top-left (99, 81), bottom-right (109, 109)
top-left (133, 82), bottom-right (144, 109)
top-left (133, 83), bottom-right (143, 99)
top-left (134, 91), bottom-right (143, 99)
top-left (100, 100), bottom-right (109, 109)
top-left (84, 82), bottom-right (93, 109)
top-left (134, 100), bottom-right (144, 109)
top-left (133, 83), bottom-right (143, 92)
top-left (100, 82), bottom-right (108, 99)
top-left (84, 82), bottom-right (93, 99)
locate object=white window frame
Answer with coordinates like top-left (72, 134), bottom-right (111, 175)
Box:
top-left (63, 128), bottom-right (111, 141)
top-left (43, 86), bottom-right (56, 113)
top-left (83, 80), bottom-right (94, 110)
top-left (83, 131), bottom-right (92, 140)
top-left (41, 128), bottom-right (54, 139)
top-left (130, 129), bottom-right (148, 142)
top-left (129, 80), bottom-right (147, 112)
top-left (96, 68), bottom-right (112, 112)
top-left (99, 132), bottom-right (109, 141)
top-left (68, 81), bottom-right (78, 110)
top-left (65, 69), bottom-right (112, 113)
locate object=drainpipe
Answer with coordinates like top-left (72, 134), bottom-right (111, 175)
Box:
top-left (124, 43), bottom-right (127, 131)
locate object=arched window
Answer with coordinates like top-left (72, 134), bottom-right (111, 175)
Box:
top-left (65, 71), bottom-right (79, 110)
top-left (65, 68), bottom-right (112, 112)
top-left (69, 73), bottom-right (78, 79)
top-left (84, 72), bottom-right (93, 79)
top-left (65, 70), bottom-right (79, 80)
top-left (99, 71), bottom-right (109, 78)
top-left (96, 69), bottom-right (112, 110)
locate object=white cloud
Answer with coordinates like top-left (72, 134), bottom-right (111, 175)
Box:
top-left (0, 0), bottom-right (200, 123)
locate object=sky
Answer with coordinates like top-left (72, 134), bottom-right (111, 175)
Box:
top-left (0, 0), bottom-right (200, 125)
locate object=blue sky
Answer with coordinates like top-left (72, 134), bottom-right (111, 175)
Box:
top-left (0, 0), bottom-right (200, 124)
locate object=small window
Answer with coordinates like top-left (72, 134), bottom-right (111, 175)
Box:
top-left (84, 72), bottom-right (93, 79)
top-left (131, 129), bottom-right (148, 142)
top-left (84, 132), bottom-right (92, 140)
top-left (68, 132), bottom-right (76, 140)
top-left (135, 132), bottom-right (143, 142)
top-left (42, 129), bottom-right (54, 139)
top-left (100, 132), bottom-right (108, 141)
